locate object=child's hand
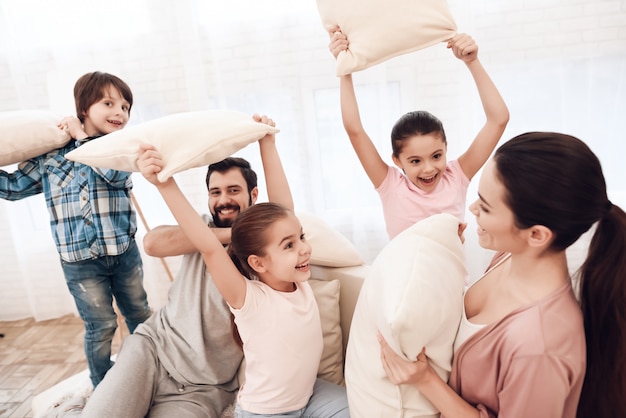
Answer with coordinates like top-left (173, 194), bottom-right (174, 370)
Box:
top-left (58, 116), bottom-right (88, 140)
top-left (137, 144), bottom-right (164, 185)
top-left (447, 33), bottom-right (478, 64)
top-left (328, 26), bottom-right (349, 59)
top-left (254, 113), bottom-right (276, 145)
top-left (458, 222), bottom-right (467, 244)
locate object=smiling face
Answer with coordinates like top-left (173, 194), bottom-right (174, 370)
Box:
top-left (469, 160), bottom-right (527, 253)
top-left (82, 86), bottom-right (130, 137)
top-left (208, 167), bottom-right (258, 227)
top-left (392, 133), bottom-right (447, 192)
top-left (252, 212), bottom-right (312, 291)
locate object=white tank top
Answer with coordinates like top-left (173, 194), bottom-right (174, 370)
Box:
top-left (454, 304), bottom-right (486, 352)
top-left (454, 253), bottom-right (511, 352)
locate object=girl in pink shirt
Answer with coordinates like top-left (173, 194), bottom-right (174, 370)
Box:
top-left (378, 132), bottom-right (626, 417)
top-left (328, 29), bottom-right (510, 239)
top-left (138, 115), bottom-right (349, 417)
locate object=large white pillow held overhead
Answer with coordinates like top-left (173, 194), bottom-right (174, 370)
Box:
top-left (317, 0), bottom-right (457, 76)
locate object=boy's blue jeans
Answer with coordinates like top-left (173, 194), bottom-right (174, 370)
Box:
top-left (61, 239), bottom-right (151, 387)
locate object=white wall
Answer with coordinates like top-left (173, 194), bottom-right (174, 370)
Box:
top-left (1, 0), bottom-right (625, 320)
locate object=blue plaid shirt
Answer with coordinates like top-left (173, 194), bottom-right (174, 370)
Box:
top-left (0, 138), bottom-right (137, 262)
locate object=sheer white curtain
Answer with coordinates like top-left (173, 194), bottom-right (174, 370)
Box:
top-left (1, 0), bottom-right (625, 320)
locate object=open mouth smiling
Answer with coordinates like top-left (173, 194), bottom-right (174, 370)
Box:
top-left (419, 173), bottom-right (438, 184)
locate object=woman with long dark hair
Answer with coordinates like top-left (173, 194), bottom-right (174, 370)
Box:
top-left (378, 131), bottom-right (626, 417)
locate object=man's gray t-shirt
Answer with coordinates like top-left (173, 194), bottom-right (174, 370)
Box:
top-left (136, 215), bottom-right (243, 390)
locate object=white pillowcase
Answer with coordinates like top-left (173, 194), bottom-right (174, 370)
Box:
top-left (66, 110), bottom-right (279, 181)
top-left (0, 110), bottom-right (71, 167)
top-left (317, 0), bottom-right (457, 76)
top-left (345, 213), bottom-right (466, 418)
top-left (297, 211), bottom-right (365, 268)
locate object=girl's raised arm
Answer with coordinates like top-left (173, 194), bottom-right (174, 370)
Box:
top-left (137, 145), bottom-right (247, 308)
top-left (453, 34), bottom-right (509, 181)
top-left (329, 28), bottom-right (389, 188)
top-left (255, 114), bottom-right (294, 211)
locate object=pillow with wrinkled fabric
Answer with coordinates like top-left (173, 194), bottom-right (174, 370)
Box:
top-left (345, 213), bottom-right (466, 417)
top-left (317, 0), bottom-right (457, 76)
top-left (66, 110), bottom-right (279, 181)
top-left (297, 211), bottom-right (365, 268)
top-left (0, 110), bottom-right (71, 166)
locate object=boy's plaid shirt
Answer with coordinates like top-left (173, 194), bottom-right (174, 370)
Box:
top-left (0, 138), bottom-right (137, 262)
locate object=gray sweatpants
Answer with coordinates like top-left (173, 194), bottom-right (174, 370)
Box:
top-left (81, 333), bottom-right (237, 418)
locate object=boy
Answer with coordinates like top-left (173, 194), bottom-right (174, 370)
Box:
top-left (0, 71), bottom-right (151, 387)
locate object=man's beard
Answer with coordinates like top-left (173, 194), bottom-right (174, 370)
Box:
top-left (212, 205), bottom-right (239, 228)
top-left (211, 196), bottom-right (253, 228)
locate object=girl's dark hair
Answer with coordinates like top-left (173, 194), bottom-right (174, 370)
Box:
top-left (226, 202), bottom-right (291, 347)
top-left (493, 132), bottom-right (626, 417)
top-left (390, 110), bottom-right (446, 157)
top-left (73, 71), bottom-right (133, 123)
top-left (226, 202), bottom-right (291, 279)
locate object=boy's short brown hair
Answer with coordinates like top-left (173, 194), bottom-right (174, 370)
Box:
top-left (74, 71), bottom-right (133, 123)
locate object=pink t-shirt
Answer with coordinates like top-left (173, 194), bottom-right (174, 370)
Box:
top-left (376, 159), bottom-right (470, 239)
top-left (449, 278), bottom-right (585, 417)
top-left (230, 279), bottom-right (323, 414)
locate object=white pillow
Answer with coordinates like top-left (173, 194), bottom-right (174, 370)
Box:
top-left (0, 110), bottom-right (71, 166)
top-left (345, 213), bottom-right (466, 417)
top-left (297, 211), bottom-right (365, 268)
top-left (66, 110), bottom-right (279, 181)
top-left (317, 0), bottom-right (457, 76)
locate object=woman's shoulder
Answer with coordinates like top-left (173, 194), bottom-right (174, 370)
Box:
top-left (497, 284), bottom-right (584, 356)
top-left (486, 251), bottom-right (509, 271)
